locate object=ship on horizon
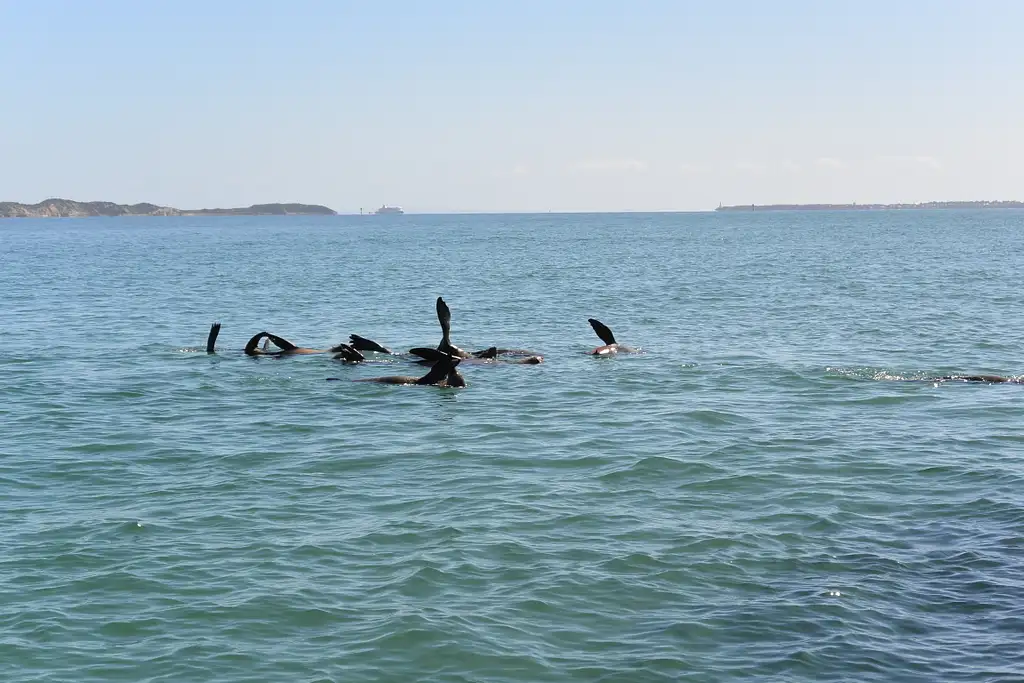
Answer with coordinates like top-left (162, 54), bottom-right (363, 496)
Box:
top-left (373, 205), bottom-right (404, 215)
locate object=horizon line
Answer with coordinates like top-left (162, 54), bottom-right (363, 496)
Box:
top-left (7, 197), bottom-right (1024, 217)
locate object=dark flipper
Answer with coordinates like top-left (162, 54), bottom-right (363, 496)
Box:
top-left (409, 347), bottom-right (446, 362)
top-left (264, 333), bottom-right (298, 351)
top-left (433, 297), bottom-right (472, 358)
top-left (417, 354), bottom-right (461, 385)
top-left (441, 343), bottom-right (472, 358)
top-left (244, 331), bottom-right (270, 355)
top-left (588, 318), bottom-right (617, 346)
top-left (206, 322), bottom-right (221, 354)
top-left (348, 334), bottom-right (393, 354)
top-left (436, 297), bottom-right (452, 344)
top-left (473, 346), bottom-right (499, 359)
top-left (332, 344), bottom-right (366, 363)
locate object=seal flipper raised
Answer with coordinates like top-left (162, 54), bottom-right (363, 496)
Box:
top-left (588, 318), bottom-right (617, 346)
top-left (588, 318), bottom-right (639, 355)
top-left (409, 347), bottom-right (446, 362)
top-left (348, 334), bottom-right (393, 354)
top-left (206, 322), bottom-right (221, 354)
top-left (436, 297), bottom-right (471, 358)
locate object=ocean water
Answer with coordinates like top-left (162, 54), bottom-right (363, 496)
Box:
top-left (1, 210), bottom-right (1022, 682)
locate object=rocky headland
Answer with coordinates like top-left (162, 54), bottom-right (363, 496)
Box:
top-left (0, 198), bottom-right (336, 218)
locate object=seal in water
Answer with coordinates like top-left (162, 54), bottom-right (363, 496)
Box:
top-left (244, 332), bottom-right (349, 357)
top-left (472, 347), bottom-right (542, 359)
top-left (588, 318), bottom-right (639, 355)
top-left (408, 346), bottom-right (542, 365)
top-left (470, 346), bottom-right (543, 364)
top-left (935, 374), bottom-right (1021, 384)
top-left (408, 298), bottom-right (541, 361)
top-left (346, 353), bottom-right (466, 387)
top-left (407, 297), bottom-right (471, 358)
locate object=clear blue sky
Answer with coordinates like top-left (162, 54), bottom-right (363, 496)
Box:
top-left (2, 1), bottom-right (1021, 212)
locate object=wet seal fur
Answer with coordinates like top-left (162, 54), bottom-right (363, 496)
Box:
top-left (934, 374), bottom-right (1022, 384)
top-left (244, 331), bottom-right (349, 357)
top-left (343, 353), bottom-right (466, 387)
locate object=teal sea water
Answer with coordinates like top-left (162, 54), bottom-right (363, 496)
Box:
top-left (2, 211), bottom-right (1022, 682)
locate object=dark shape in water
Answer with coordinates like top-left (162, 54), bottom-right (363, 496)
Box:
top-left (588, 318), bottom-right (639, 355)
top-left (348, 334), bottom-right (393, 355)
top-left (347, 353), bottom-right (465, 387)
top-left (206, 322), bottom-right (221, 354)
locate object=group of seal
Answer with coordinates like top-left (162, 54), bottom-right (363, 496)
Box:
top-left (202, 298), bottom-right (1021, 386)
top-left (202, 297), bottom-right (629, 388)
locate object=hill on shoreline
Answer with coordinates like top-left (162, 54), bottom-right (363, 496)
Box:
top-left (0, 198), bottom-right (336, 218)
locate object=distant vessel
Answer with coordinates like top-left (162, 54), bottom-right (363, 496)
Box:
top-left (373, 205), bottom-right (404, 215)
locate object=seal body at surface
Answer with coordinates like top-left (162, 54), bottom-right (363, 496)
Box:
top-left (411, 346), bottom-right (543, 365)
top-left (244, 332), bottom-right (348, 357)
top-left (471, 347), bottom-right (543, 364)
top-left (936, 374), bottom-right (1021, 384)
top-left (351, 354), bottom-right (465, 387)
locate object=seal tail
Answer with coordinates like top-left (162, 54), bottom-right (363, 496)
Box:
top-left (588, 318), bottom-right (617, 346)
top-left (206, 322), bottom-right (221, 354)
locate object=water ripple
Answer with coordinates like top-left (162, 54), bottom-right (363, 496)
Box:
top-left (3, 213), bottom-right (1024, 681)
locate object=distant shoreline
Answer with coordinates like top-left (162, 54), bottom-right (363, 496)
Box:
top-left (715, 201), bottom-right (1024, 212)
top-left (0, 198), bottom-right (336, 218)
top-left (7, 198), bottom-right (1024, 218)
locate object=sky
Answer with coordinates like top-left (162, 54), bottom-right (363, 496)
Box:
top-left (1, 1), bottom-right (1023, 213)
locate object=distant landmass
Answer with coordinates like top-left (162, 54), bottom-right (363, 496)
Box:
top-left (0, 198), bottom-right (336, 218)
top-left (715, 201), bottom-right (1024, 212)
